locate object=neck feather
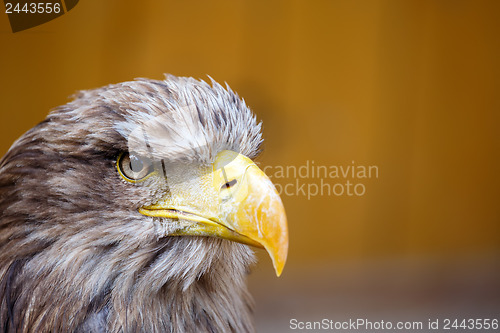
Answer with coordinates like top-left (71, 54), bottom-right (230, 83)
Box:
top-left (1, 236), bottom-right (256, 333)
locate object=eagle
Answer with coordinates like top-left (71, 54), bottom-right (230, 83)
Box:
top-left (0, 75), bottom-right (288, 332)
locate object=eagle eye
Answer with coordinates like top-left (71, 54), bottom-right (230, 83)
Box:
top-left (117, 152), bottom-right (154, 182)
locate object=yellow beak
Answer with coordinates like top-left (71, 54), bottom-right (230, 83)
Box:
top-left (138, 150), bottom-right (288, 276)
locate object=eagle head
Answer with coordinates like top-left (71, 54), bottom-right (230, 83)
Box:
top-left (0, 75), bottom-right (288, 332)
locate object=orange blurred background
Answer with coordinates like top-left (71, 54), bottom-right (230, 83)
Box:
top-left (1, 1), bottom-right (499, 331)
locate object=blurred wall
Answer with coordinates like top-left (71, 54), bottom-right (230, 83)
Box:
top-left (1, 0), bottom-right (499, 270)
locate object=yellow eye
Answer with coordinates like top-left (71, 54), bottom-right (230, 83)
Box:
top-left (117, 152), bottom-right (154, 182)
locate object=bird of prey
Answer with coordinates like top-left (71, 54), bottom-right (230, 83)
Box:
top-left (0, 75), bottom-right (288, 332)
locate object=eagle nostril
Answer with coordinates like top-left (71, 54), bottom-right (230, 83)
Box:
top-left (221, 179), bottom-right (237, 190)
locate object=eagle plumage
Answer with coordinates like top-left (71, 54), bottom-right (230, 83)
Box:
top-left (0, 75), bottom-right (288, 332)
